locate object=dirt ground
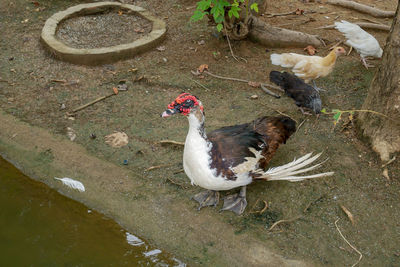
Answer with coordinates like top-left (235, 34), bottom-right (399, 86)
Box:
top-left (1, 0), bottom-right (399, 266)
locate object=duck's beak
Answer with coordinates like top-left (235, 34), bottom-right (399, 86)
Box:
top-left (161, 108), bottom-right (179, 118)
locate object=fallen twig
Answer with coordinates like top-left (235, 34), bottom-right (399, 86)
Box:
top-left (303, 194), bottom-right (325, 213)
top-left (70, 91), bottom-right (117, 114)
top-left (361, 17), bottom-right (385, 25)
top-left (268, 215), bottom-right (302, 231)
top-left (296, 120), bottom-right (306, 133)
top-left (145, 164), bottom-right (174, 172)
top-left (158, 140), bottom-right (185, 146)
top-left (340, 205), bottom-right (355, 225)
top-left (273, 109), bottom-right (298, 123)
top-left (50, 79), bottom-right (67, 83)
top-left (166, 177), bottom-right (188, 189)
top-left (276, 17), bottom-right (315, 28)
top-left (249, 198), bottom-right (269, 214)
top-left (173, 168), bottom-right (185, 174)
top-left (329, 40), bottom-right (343, 50)
top-left (193, 69), bottom-right (282, 98)
top-left (260, 83), bottom-right (281, 98)
top-left (334, 219), bottom-right (363, 267)
top-left (318, 22), bottom-right (390, 32)
top-left (224, 27), bottom-right (240, 62)
top-left (381, 156), bottom-right (396, 168)
top-left (326, 0), bottom-right (395, 18)
top-left (187, 77), bottom-right (210, 91)
top-left (266, 10), bottom-right (297, 18)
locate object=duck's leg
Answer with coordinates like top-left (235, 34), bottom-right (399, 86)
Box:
top-left (192, 190), bottom-right (220, 210)
top-left (221, 186), bottom-right (247, 215)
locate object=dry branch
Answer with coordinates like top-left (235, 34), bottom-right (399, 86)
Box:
top-left (192, 69), bottom-right (282, 98)
top-left (158, 140), bottom-right (185, 146)
top-left (340, 205), bottom-right (355, 225)
top-left (318, 22), bottom-right (390, 31)
top-left (268, 215), bottom-right (302, 231)
top-left (327, 0), bottom-right (395, 18)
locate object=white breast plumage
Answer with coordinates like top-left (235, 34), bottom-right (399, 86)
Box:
top-left (183, 114), bottom-right (253, 191)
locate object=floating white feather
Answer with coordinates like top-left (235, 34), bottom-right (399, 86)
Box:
top-left (54, 177), bottom-right (85, 192)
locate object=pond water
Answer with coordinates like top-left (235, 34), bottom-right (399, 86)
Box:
top-left (0, 156), bottom-right (185, 266)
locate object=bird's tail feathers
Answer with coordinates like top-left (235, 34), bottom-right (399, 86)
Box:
top-left (270, 54), bottom-right (283, 66)
top-left (255, 152), bottom-right (334, 182)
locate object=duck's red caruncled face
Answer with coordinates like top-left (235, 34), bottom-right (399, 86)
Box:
top-left (162, 93), bottom-right (203, 117)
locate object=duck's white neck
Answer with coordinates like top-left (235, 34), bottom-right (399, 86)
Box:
top-left (187, 109), bottom-right (206, 139)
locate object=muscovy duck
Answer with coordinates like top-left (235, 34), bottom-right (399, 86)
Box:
top-left (162, 93), bottom-right (334, 214)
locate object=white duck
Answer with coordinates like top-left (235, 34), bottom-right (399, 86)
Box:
top-left (334, 20), bottom-right (383, 68)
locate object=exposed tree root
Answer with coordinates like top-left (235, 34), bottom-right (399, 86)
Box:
top-left (327, 0), bottom-right (395, 18)
top-left (249, 16), bottom-right (323, 47)
top-left (319, 22), bottom-right (390, 32)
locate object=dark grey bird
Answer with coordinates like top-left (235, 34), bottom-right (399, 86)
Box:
top-left (269, 71), bottom-right (322, 115)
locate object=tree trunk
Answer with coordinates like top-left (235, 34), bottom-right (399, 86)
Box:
top-left (358, 2), bottom-right (400, 161)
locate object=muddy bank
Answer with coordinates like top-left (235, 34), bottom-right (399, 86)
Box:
top-left (0, 111), bottom-right (308, 267)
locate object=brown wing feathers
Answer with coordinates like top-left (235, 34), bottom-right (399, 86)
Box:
top-left (252, 116), bottom-right (296, 169)
top-left (207, 116), bottom-right (296, 180)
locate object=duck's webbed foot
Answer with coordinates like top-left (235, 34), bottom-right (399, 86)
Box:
top-left (221, 186), bottom-right (247, 215)
top-left (192, 190), bottom-right (220, 210)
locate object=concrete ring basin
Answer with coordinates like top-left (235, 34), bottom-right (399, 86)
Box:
top-left (41, 2), bottom-right (167, 65)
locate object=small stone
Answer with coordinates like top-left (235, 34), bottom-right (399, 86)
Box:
top-left (162, 57), bottom-right (168, 62)
top-left (250, 95), bottom-right (259, 99)
top-left (197, 40), bottom-right (205, 45)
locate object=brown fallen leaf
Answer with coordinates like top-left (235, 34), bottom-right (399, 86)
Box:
top-left (105, 132), bottom-right (129, 148)
top-left (340, 205), bottom-right (355, 225)
top-left (248, 81), bottom-right (260, 87)
top-left (295, 8), bottom-right (304, 15)
top-left (197, 64), bottom-right (209, 73)
top-left (134, 28), bottom-right (145, 33)
top-left (304, 45), bottom-right (317, 55)
top-left (112, 87), bottom-right (119, 95)
top-left (118, 10), bottom-right (123, 16)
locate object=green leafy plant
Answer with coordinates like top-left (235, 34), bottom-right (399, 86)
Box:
top-left (321, 108), bottom-right (389, 126)
top-left (191, 0), bottom-right (258, 32)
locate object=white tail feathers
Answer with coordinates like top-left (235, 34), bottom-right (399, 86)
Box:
top-left (270, 54), bottom-right (282, 66)
top-left (255, 152), bottom-right (334, 182)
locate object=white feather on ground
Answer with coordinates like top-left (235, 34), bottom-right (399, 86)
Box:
top-left (334, 20), bottom-right (383, 59)
top-left (54, 177), bottom-right (85, 192)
